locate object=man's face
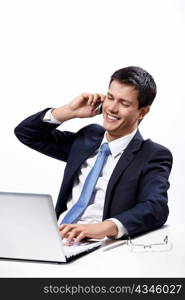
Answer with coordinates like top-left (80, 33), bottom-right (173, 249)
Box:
top-left (102, 80), bottom-right (149, 141)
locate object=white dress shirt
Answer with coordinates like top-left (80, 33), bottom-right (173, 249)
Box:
top-left (43, 109), bottom-right (137, 238)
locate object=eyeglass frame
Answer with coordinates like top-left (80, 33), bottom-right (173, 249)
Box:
top-left (126, 235), bottom-right (173, 252)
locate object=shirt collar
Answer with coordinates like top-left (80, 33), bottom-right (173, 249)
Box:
top-left (101, 128), bottom-right (137, 158)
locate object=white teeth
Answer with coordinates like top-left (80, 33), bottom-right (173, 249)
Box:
top-left (107, 114), bottom-right (119, 120)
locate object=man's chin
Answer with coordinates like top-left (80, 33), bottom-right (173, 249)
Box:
top-left (103, 122), bottom-right (119, 132)
top-left (103, 125), bottom-right (119, 135)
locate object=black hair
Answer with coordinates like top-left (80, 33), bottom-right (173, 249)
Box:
top-left (109, 66), bottom-right (157, 108)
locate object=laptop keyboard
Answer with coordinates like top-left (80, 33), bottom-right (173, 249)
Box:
top-left (62, 240), bottom-right (102, 259)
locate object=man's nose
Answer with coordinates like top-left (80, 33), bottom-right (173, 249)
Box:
top-left (108, 101), bottom-right (119, 113)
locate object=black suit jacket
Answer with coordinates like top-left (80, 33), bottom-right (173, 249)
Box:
top-left (14, 108), bottom-right (173, 236)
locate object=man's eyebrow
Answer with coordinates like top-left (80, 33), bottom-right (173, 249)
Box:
top-left (107, 92), bottom-right (132, 104)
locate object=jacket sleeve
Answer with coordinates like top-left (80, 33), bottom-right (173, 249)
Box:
top-left (114, 146), bottom-right (173, 237)
top-left (14, 108), bottom-right (76, 162)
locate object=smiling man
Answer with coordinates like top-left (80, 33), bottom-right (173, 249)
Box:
top-left (103, 80), bottom-right (149, 141)
top-left (14, 66), bottom-right (173, 243)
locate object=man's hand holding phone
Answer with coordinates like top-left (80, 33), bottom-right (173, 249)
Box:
top-left (52, 93), bottom-right (105, 123)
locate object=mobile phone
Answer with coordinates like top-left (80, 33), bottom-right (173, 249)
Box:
top-left (97, 104), bottom-right (103, 114)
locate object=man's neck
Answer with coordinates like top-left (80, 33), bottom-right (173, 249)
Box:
top-left (105, 127), bottom-right (138, 142)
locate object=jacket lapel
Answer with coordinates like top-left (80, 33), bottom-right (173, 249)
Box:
top-left (103, 130), bottom-right (144, 219)
top-left (66, 126), bottom-right (105, 179)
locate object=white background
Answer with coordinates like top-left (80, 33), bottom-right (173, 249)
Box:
top-left (0, 0), bottom-right (184, 225)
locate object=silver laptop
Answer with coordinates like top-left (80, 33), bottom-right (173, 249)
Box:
top-left (0, 192), bottom-right (102, 263)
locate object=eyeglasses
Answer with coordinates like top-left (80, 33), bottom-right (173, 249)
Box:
top-left (126, 235), bottom-right (173, 252)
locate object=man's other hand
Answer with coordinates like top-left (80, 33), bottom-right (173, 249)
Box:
top-left (59, 220), bottom-right (118, 244)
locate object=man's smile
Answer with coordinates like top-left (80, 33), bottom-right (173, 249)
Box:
top-left (105, 113), bottom-right (120, 122)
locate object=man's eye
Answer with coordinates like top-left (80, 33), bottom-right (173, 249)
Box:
top-left (107, 96), bottom-right (113, 100)
top-left (121, 103), bottom-right (129, 107)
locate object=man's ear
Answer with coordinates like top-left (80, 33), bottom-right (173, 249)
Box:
top-left (139, 105), bottom-right (150, 120)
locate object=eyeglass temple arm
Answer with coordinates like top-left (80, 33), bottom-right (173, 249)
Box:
top-left (126, 235), bottom-right (169, 246)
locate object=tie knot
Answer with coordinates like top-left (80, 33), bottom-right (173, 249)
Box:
top-left (100, 143), bottom-right (111, 156)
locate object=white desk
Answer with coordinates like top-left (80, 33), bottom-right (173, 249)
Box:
top-left (0, 224), bottom-right (185, 278)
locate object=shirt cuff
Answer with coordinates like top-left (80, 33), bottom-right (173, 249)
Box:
top-left (43, 108), bottom-right (62, 124)
top-left (107, 218), bottom-right (128, 239)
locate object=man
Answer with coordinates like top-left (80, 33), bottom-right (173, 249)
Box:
top-left (14, 66), bottom-right (173, 244)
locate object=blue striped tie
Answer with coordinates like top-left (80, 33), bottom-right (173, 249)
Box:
top-left (61, 143), bottom-right (111, 224)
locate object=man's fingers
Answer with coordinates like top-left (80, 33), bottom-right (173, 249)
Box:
top-left (66, 229), bottom-right (87, 244)
top-left (100, 94), bottom-right (106, 102)
top-left (83, 93), bottom-right (105, 107)
top-left (91, 94), bottom-right (103, 106)
top-left (75, 231), bottom-right (86, 242)
top-left (59, 224), bottom-right (67, 230)
top-left (59, 224), bottom-right (75, 239)
top-left (59, 224), bottom-right (88, 244)
top-left (87, 94), bottom-right (94, 106)
top-left (66, 229), bottom-right (79, 244)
